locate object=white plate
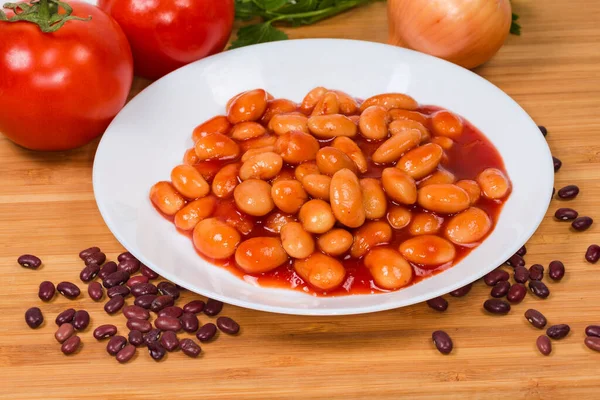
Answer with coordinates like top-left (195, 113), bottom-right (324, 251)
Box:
top-left (93, 39), bottom-right (553, 316)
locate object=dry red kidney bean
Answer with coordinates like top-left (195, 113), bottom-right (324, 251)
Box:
top-left (88, 281), bottom-right (104, 301)
top-left (118, 259), bottom-right (141, 275)
top-left (484, 269), bottom-right (509, 286)
top-left (217, 317), bottom-right (240, 334)
top-left (180, 338), bottom-right (201, 358)
top-left (79, 247), bottom-right (100, 259)
top-left (432, 330), bottom-right (453, 354)
top-left (147, 341), bottom-right (166, 361)
top-left (134, 294), bottom-right (158, 309)
top-left (107, 335), bottom-right (127, 356)
top-left (155, 316), bottom-right (182, 332)
top-left (546, 324), bottom-right (570, 340)
top-left (57, 281), bottom-right (80, 299)
top-left (548, 260), bottom-right (565, 281)
top-left (104, 295), bottom-right (125, 314)
top-left (426, 297), bottom-right (448, 312)
top-left (25, 307), bottom-right (43, 328)
top-left (126, 275), bottom-right (149, 288)
top-left (55, 308), bottom-right (76, 326)
top-left (516, 245), bottom-right (527, 257)
top-left (103, 270), bottom-right (130, 288)
top-left (140, 264), bottom-right (159, 279)
top-left (55, 323), bottom-right (75, 343)
top-left (116, 344), bottom-right (136, 363)
top-left (98, 261), bottom-right (118, 280)
top-left (491, 281), bottom-right (511, 298)
top-left (183, 300), bottom-right (205, 314)
top-left (143, 329), bottom-right (161, 345)
top-left (38, 281), bottom-right (56, 301)
top-left (18, 254), bottom-right (42, 269)
top-left (528, 264), bottom-right (544, 281)
top-left (555, 208), bottom-right (578, 221)
top-left (572, 216), bottom-right (593, 231)
top-left (160, 331), bottom-right (180, 352)
top-left (131, 283), bottom-right (158, 297)
top-left (118, 251), bottom-right (136, 262)
top-left (83, 251), bottom-right (106, 267)
top-left (505, 254), bottom-right (525, 268)
top-left (73, 310), bottom-right (90, 331)
top-left (196, 323), bottom-right (218, 342)
top-left (507, 283), bottom-right (526, 304)
top-left (123, 305), bottom-right (150, 320)
top-left (127, 318), bottom-right (152, 333)
top-left (538, 125), bottom-right (547, 136)
top-left (157, 282), bottom-right (180, 300)
top-left (585, 245), bottom-right (600, 263)
top-left (204, 299), bottom-right (224, 316)
top-left (557, 185), bottom-right (579, 200)
top-left (107, 285), bottom-right (130, 298)
top-left (483, 299), bottom-right (511, 315)
top-left (61, 335), bottom-right (81, 355)
top-left (448, 283), bottom-right (472, 297)
top-left (150, 295), bottom-right (174, 312)
top-left (157, 306), bottom-right (183, 319)
top-left (514, 266), bottom-right (529, 284)
top-left (552, 187), bottom-right (555, 197)
top-left (529, 281), bottom-right (550, 298)
top-left (93, 324), bottom-right (117, 340)
top-left (553, 156), bottom-right (562, 172)
top-left (536, 335), bottom-right (552, 356)
top-left (79, 264), bottom-right (100, 283)
top-left (585, 325), bottom-right (600, 338)
top-left (180, 312), bottom-right (200, 333)
top-left (128, 330), bottom-right (144, 347)
top-left (525, 309), bottom-right (547, 329)
top-left (585, 336), bottom-right (600, 352)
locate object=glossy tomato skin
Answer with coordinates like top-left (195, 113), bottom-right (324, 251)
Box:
top-left (99, 0), bottom-right (235, 80)
top-left (0, 2), bottom-right (133, 151)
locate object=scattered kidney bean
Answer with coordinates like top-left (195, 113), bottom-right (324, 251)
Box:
top-left (123, 305), bottom-right (150, 320)
top-left (116, 344), bottom-right (136, 363)
top-left (88, 281), bottom-right (104, 301)
top-left (516, 245), bottom-right (527, 257)
top-left (585, 325), bottom-right (600, 338)
top-left (143, 329), bottom-right (161, 345)
top-left (529, 264), bottom-right (544, 281)
top-left (134, 294), bottom-right (158, 309)
top-left (204, 299), bottom-right (224, 316)
top-left (118, 251), bottom-right (136, 262)
top-left (217, 317), bottom-right (240, 334)
top-left (557, 185), bottom-right (579, 200)
top-left (514, 266), bottom-right (529, 284)
top-left (38, 281), bottom-right (56, 301)
top-left (107, 285), bottom-right (130, 298)
top-left (57, 282), bottom-right (80, 299)
top-left (506, 254), bottom-right (525, 268)
top-left (196, 323), bottom-right (218, 342)
top-left (585, 336), bottom-right (600, 352)
top-left (536, 335), bottom-right (552, 356)
top-left (131, 283), bottom-right (158, 298)
top-left (572, 216), bottom-right (593, 231)
top-left (147, 341), bottom-right (167, 361)
top-left (93, 324), bottom-right (117, 340)
top-left (18, 254), bottom-right (42, 269)
top-left (553, 156), bottom-right (562, 172)
top-left (538, 126), bottom-right (547, 136)
top-left (155, 316), bottom-right (182, 332)
top-left (529, 281), bottom-right (550, 299)
top-left (160, 331), bottom-right (180, 352)
top-left (525, 309), bottom-right (547, 329)
top-left (98, 261), bottom-right (118, 280)
top-left (180, 312), bottom-right (200, 333)
top-left (432, 330), bottom-right (453, 354)
top-left (548, 260), bottom-right (565, 281)
top-left (157, 282), bottom-right (180, 300)
top-left (73, 310), bottom-right (90, 331)
top-left (448, 283), bottom-right (472, 297)
top-left (128, 330), bottom-right (144, 347)
top-left (118, 259), bottom-right (141, 275)
top-left (484, 269), bottom-right (509, 286)
top-left (79, 247), bottom-right (100, 259)
top-left (507, 283), bottom-right (526, 303)
top-left (79, 264), bottom-right (100, 283)
top-left (107, 335), bottom-right (127, 356)
top-left (585, 245), bottom-right (600, 264)
top-left (84, 251), bottom-right (106, 266)
top-left (555, 208), bottom-right (578, 221)
top-left (150, 295), bottom-right (174, 312)
top-left (103, 270), bottom-right (130, 288)
top-left (491, 281), bottom-right (511, 298)
top-left (127, 318), bottom-right (152, 333)
top-left (483, 299), bottom-right (511, 315)
top-left (55, 323), bottom-right (74, 343)
top-left (546, 324), bottom-right (570, 340)
top-left (426, 297), bottom-right (448, 312)
top-left (104, 295), bottom-right (125, 314)
top-left (140, 264), bottom-right (159, 279)
top-left (180, 338), bottom-right (202, 358)
top-left (25, 307), bottom-right (43, 328)
top-left (126, 275), bottom-right (149, 288)
top-left (61, 335), bottom-right (81, 355)
top-left (183, 300), bottom-right (205, 314)
top-left (158, 306), bottom-right (184, 319)
top-left (552, 187), bottom-right (555, 197)
top-left (55, 308), bottom-right (76, 326)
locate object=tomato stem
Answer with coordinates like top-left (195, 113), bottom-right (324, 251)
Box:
top-left (0, 0), bottom-right (91, 32)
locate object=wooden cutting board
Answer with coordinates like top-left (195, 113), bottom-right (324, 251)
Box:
top-left (2, 1), bottom-right (600, 398)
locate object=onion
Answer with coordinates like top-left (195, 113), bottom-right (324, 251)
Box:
top-left (388, 0), bottom-right (512, 69)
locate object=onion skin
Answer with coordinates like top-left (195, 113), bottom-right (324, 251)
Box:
top-left (388, 0), bottom-right (512, 69)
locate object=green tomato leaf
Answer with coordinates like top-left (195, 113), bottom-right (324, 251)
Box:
top-left (229, 22), bottom-right (289, 49)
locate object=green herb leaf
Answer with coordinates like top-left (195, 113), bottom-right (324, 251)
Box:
top-left (260, 0), bottom-right (291, 11)
top-left (229, 21), bottom-right (289, 49)
top-left (510, 12), bottom-right (521, 35)
top-left (235, 0), bottom-right (265, 20)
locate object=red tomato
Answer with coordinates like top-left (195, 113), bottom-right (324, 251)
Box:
top-left (0, 2), bottom-right (133, 151)
top-left (99, 0), bottom-right (235, 80)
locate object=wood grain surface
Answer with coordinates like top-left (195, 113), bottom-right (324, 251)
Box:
top-left (2, 0), bottom-right (600, 398)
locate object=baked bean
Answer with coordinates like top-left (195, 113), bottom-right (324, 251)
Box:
top-left (350, 221), bottom-right (393, 258)
top-left (409, 213), bottom-right (443, 236)
top-left (192, 115), bottom-right (231, 142)
top-left (388, 109), bottom-right (428, 125)
top-left (274, 131), bottom-right (320, 164)
top-left (281, 222), bottom-right (315, 259)
top-left (360, 178), bottom-right (387, 220)
top-left (311, 91), bottom-right (340, 116)
top-left (431, 110), bottom-right (463, 138)
top-left (316, 147), bottom-right (357, 176)
top-left (239, 152), bottom-right (283, 180)
top-left (183, 148), bottom-right (200, 165)
top-left (227, 89), bottom-right (268, 124)
top-left (455, 180), bottom-right (481, 205)
top-left (388, 119), bottom-right (430, 143)
top-left (294, 252), bottom-right (346, 291)
top-left (241, 146), bottom-right (276, 162)
top-left (174, 196), bottom-right (217, 231)
top-left (372, 129), bottom-right (421, 164)
top-left (332, 137), bottom-right (368, 173)
top-left (230, 122), bottom-right (266, 141)
top-left (431, 136), bottom-right (454, 150)
top-left (295, 161), bottom-right (320, 181)
top-left (359, 93), bottom-right (418, 112)
top-left (381, 168), bottom-right (417, 204)
top-left (387, 205), bottom-right (412, 229)
top-left (364, 247), bottom-right (413, 290)
top-left (234, 179), bottom-right (274, 216)
top-left (397, 143), bottom-right (444, 179)
top-left (332, 90), bottom-right (359, 115)
top-left (239, 134), bottom-right (278, 152)
top-left (211, 163), bottom-right (240, 199)
top-left (299, 199), bottom-right (336, 234)
top-left (268, 113), bottom-right (309, 135)
top-left (417, 184), bottom-right (470, 214)
top-left (330, 169), bottom-right (365, 228)
top-left (418, 169), bottom-right (456, 188)
top-left (235, 237), bottom-right (288, 273)
top-left (38, 281), bottom-right (55, 302)
top-left (399, 235), bottom-right (456, 266)
top-left (261, 98), bottom-right (298, 124)
top-left (302, 174), bottom-right (331, 201)
top-left (272, 180), bottom-right (308, 213)
top-left (194, 133), bottom-right (240, 161)
top-left (264, 212), bottom-right (296, 234)
top-left (307, 114), bottom-right (358, 138)
top-left (359, 105), bottom-right (389, 140)
top-left (275, 169), bottom-right (301, 186)
top-left (300, 87), bottom-right (327, 115)
top-left (55, 323), bottom-right (75, 343)
top-left (317, 229), bottom-right (353, 256)
top-left (150, 181), bottom-right (185, 216)
top-left (193, 218), bottom-right (241, 259)
top-left (193, 160), bottom-right (222, 182)
top-left (477, 168), bottom-right (511, 199)
top-left (445, 207), bottom-right (492, 244)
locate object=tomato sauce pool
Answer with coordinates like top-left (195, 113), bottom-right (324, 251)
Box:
top-left (162, 105), bottom-right (509, 297)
